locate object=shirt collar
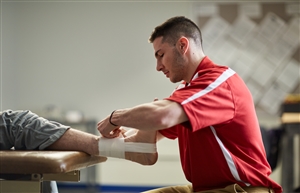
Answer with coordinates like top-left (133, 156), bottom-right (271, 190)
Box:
top-left (175, 56), bottom-right (215, 90)
top-left (186, 56), bottom-right (214, 86)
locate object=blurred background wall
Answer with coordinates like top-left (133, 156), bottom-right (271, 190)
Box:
top-left (1, 0), bottom-right (299, 191)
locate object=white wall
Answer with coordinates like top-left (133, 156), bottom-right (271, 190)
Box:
top-left (2, 1), bottom-right (193, 118)
top-left (1, 0), bottom-right (192, 186)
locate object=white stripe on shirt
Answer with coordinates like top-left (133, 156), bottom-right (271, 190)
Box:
top-left (210, 126), bottom-right (250, 186)
top-left (181, 68), bottom-right (236, 105)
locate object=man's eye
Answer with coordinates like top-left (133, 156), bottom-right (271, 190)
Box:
top-left (160, 54), bottom-right (164, 57)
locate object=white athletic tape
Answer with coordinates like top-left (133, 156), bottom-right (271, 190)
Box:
top-left (99, 137), bottom-right (157, 159)
top-left (125, 142), bottom-right (157, 153)
top-left (99, 137), bottom-right (125, 159)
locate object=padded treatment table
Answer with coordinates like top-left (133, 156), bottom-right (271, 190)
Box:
top-left (0, 150), bottom-right (107, 193)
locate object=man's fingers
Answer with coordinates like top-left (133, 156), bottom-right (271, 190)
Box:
top-left (106, 128), bottom-right (122, 138)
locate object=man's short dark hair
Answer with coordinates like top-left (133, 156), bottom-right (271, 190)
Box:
top-left (149, 16), bottom-right (202, 47)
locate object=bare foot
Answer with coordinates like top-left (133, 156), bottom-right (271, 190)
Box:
top-left (124, 130), bottom-right (158, 165)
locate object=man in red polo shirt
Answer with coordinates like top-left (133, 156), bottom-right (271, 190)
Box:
top-left (97, 16), bottom-right (282, 193)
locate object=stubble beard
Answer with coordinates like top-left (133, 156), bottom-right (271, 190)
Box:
top-left (169, 48), bottom-right (186, 83)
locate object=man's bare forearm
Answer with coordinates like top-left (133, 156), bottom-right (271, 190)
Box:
top-left (111, 100), bottom-right (188, 131)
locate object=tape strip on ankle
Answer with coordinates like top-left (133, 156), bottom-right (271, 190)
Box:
top-left (99, 137), bottom-right (157, 159)
top-left (125, 142), bottom-right (157, 153)
top-left (99, 137), bottom-right (125, 159)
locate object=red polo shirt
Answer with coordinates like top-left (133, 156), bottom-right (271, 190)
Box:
top-left (160, 57), bottom-right (282, 193)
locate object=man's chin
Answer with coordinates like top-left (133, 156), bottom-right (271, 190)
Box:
top-left (169, 78), bottom-right (180, 83)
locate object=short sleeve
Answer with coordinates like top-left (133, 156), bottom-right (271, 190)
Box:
top-left (159, 126), bottom-right (178, 140)
top-left (167, 73), bottom-right (235, 132)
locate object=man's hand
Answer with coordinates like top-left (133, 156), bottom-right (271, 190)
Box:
top-left (97, 116), bottom-right (121, 138)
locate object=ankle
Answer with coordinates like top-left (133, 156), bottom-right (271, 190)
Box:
top-left (123, 130), bottom-right (158, 165)
top-left (98, 136), bottom-right (157, 166)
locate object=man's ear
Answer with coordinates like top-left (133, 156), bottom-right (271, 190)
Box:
top-left (176, 37), bottom-right (189, 54)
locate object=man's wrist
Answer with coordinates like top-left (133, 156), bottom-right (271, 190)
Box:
top-left (109, 110), bottom-right (118, 126)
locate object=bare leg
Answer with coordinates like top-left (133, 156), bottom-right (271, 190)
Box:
top-left (47, 128), bottom-right (158, 165)
top-left (46, 128), bottom-right (100, 155)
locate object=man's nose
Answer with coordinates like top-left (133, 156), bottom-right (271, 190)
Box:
top-left (156, 61), bottom-right (163, 71)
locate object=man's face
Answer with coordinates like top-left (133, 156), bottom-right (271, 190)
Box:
top-left (153, 37), bottom-right (185, 83)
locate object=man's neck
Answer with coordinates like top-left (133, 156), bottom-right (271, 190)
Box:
top-left (184, 54), bottom-right (206, 83)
